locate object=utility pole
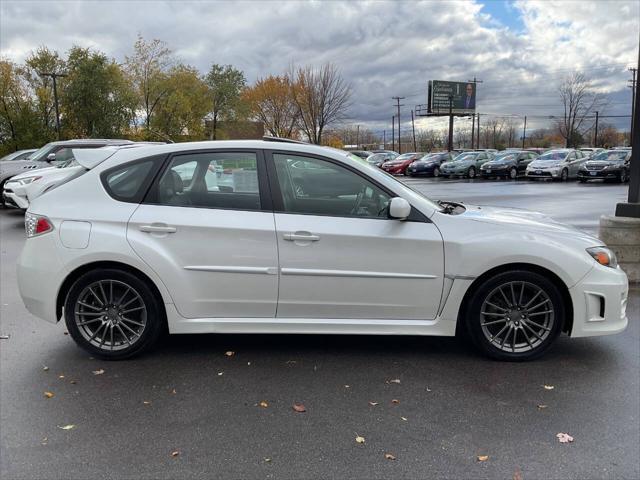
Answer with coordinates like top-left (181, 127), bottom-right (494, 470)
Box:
top-left (471, 113), bottom-right (476, 149)
top-left (447, 95), bottom-right (454, 152)
top-left (383, 130), bottom-right (386, 149)
top-left (411, 110), bottom-right (417, 151)
top-left (392, 96), bottom-right (404, 154)
top-left (594, 111), bottom-right (599, 147)
top-left (356, 124), bottom-right (360, 148)
top-left (39, 71), bottom-right (67, 140)
top-left (629, 67), bottom-right (637, 143)
top-left (392, 116), bottom-right (395, 152)
top-left (522, 116), bottom-right (527, 150)
top-left (467, 77), bottom-right (483, 149)
top-left (476, 113), bottom-right (481, 149)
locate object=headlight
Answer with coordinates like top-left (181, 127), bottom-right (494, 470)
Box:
top-left (586, 246), bottom-right (618, 268)
top-left (15, 176), bottom-right (42, 185)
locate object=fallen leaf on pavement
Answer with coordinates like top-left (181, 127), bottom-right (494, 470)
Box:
top-left (171, 389), bottom-right (177, 395)
top-left (170, 450), bottom-right (180, 457)
top-left (401, 416), bottom-right (408, 421)
top-left (143, 401), bottom-right (151, 406)
top-left (388, 379), bottom-right (401, 384)
top-left (368, 401), bottom-right (379, 406)
top-left (0, 334), bottom-right (10, 339)
top-left (391, 399), bottom-right (400, 404)
top-left (556, 432), bottom-right (574, 443)
top-left (259, 400), bottom-right (269, 408)
top-left (92, 369), bottom-right (105, 375)
top-left (537, 404), bottom-right (548, 409)
top-left (70, 380), bottom-right (77, 385)
top-left (264, 458), bottom-right (271, 462)
top-left (477, 455), bottom-right (489, 462)
top-left (42, 365), bottom-right (49, 371)
top-left (355, 435), bottom-right (365, 444)
top-left (217, 372), bottom-right (224, 376)
top-left (344, 385), bottom-right (350, 388)
top-left (513, 467), bottom-right (523, 480)
top-left (225, 351), bottom-right (235, 357)
top-left (57, 425), bottom-right (75, 430)
top-left (543, 385), bottom-right (554, 390)
top-left (58, 375), bottom-right (65, 379)
top-left (41, 437), bottom-right (48, 445)
top-left (384, 453), bottom-right (397, 460)
top-left (292, 402), bottom-right (306, 413)
top-left (44, 391), bottom-right (54, 399)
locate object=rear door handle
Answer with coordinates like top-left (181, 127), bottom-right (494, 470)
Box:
top-left (283, 232), bottom-right (320, 242)
top-left (139, 224), bottom-right (177, 234)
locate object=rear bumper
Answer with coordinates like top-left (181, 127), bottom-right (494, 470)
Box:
top-left (568, 265), bottom-right (628, 337)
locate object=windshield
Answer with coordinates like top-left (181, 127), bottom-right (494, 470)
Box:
top-left (536, 151), bottom-right (568, 161)
top-left (492, 153), bottom-right (517, 162)
top-left (453, 153), bottom-right (478, 162)
top-left (419, 153), bottom-right (439, 161)
top-left (367, 153), bottom-right (386, 162)
top-left (592, 151), bottom-right (627, 162)
top-left (28, 143), bottom-right (56, 162)
top-left (394, 153), bottom-right (418, 161)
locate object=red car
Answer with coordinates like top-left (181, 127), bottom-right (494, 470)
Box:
top-left (381, 152), bottom-right (425, 175)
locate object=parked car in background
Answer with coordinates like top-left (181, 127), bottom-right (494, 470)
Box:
top-left (3, 143), bottom-right (163, 210)
top-left (366, 152), bottom-right (397, 167)
top-left (406, 152), bottom-right (454, 177)
top-left (526, 149), bottom-right (587, 181)
top-left (17, 139), bottom-right (628, 361)
top-left (577, 149), bottom-right (632, 183)
top-left (346, 150), bottom-right (374, 160)
top-left (0, 139), bottom-right (133, 206)
top-left (381, 152), bottom-right (425, 175)
top-left (480, 150), bottom-right (539, 179)
top-left (525, 148), bottom-right (547, 155)
top-left (579, 147), bottom-right (605, 158)
top-left (0, 149), bottom-right (36, 162)
top-left (474, 148), bottom-right (498, 154)
top-left (440, 151), bottom-right (494, 178)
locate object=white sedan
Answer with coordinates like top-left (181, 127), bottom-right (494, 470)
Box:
top-left (16, 139), bottom-right (628, 361)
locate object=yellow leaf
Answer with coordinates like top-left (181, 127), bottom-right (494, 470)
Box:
top-left (44, 391), bottom-right (54, 399)
top-left (355, 435), bottom-right (365, 444)
top-left (401, 416), bottom-right (408, 421)
top-left (477, 455), bottom-right (489, 462)
top-left (58, 424), bottom-right (75, 430)
top-left (384, 453), bottom-right (397, 460)
top-left (58, 375), bottom-right (65, 379)
top-left (264, 458), bottom-right (271, 463)
top-left (259, 400), bottom-right (269, 408)
top-left (537, 404), bottom-right (548, 409)
top-left (391, 399), bottom-right (400, 404)
top-left (143, 401), bottom-right (151, 406)
top-left (171, 450), bottom-right (180, 457)
top-left (543, 385), bottom-right (554, 390)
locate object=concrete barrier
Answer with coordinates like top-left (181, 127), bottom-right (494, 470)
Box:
top-left (599, 215), bottom-right (640, 283)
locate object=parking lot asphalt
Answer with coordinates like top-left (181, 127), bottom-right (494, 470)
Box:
top-left (1, 178), bottom-right (638, 480)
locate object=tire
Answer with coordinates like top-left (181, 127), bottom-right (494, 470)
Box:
top-left (560, 169), bottom-right (568, 181)
top-left (467, 166), bottom-right (476, 179)
top-left (64, 269), bottom-right (165, 360)
top-left (404, 167), bottom-right (411, 176)
top-left (0, 180), bottom-right (6, 207)
top-left (619, 170), bottom-right (628, 183)
top-left (463, 270), bottom-right (564, 361)
top-left (509, 167), bottom-right (517, 180)
top-left (433, 166), bottom-right (440, 177)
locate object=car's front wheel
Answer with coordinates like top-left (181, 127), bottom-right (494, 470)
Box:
top-left (467, 166), bottom-right (476, 179)
top-left (509, 167), bottom-right (517, 180)
top-left (433, 166), bottom-right (440, 177)
top-left (619, 170), bottom-right (628, 183)
top-left (64, 269), bottom-right (164, 359)
top-left (464, 270), bottom-right (564, 361)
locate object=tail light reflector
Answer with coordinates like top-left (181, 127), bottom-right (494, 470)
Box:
top-left (25, 213), bottom-right (53, 238)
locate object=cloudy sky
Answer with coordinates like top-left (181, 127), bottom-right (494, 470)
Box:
top-left (1, 0), bottom-right (638, 135)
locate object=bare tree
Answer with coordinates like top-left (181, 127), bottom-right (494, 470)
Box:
top-left (556, 73), bottom-right (605, 148)
top-left (416, 129), bottom-right (444, 152)
top-left (289, 63), bottom-right (351, 144)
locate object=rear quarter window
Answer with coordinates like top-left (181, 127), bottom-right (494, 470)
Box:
top-left (101, 155), bottom-right (165, 203)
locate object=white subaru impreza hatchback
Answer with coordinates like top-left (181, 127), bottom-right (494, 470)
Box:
top-left (17, 139), bottom-right (628, 361)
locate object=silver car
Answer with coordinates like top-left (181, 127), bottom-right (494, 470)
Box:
top-left (525, 149), bottom-right (587, 181)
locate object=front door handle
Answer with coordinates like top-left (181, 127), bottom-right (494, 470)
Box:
top-left (283, 232), bottom-right (320, 242)
top-left (139, 224), bottom-right (177, 234)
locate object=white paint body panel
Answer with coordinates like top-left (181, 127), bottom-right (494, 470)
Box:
top-left (16, 140), bottom-right (628, 342)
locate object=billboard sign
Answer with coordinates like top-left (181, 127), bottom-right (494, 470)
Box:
top-left (428, 80), bottom-right (476, 115)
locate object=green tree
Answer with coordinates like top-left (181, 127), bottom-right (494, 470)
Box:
top-left (204, 64), bottom-right (246, 140)
top-left (0, 59), bottom-right (41, 155)
top-left (125, 35), bottom-right (173, 135)
top-left (151, 65), bottom-right (209, 140)
top-left (62, 47), bottom-right (135, 137)
top-left (22, 46), bottom-right (65, 139)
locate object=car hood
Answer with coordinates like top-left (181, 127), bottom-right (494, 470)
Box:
top-left (0, 160), bottom-right (37, 175)
top-left (459, 204), bottom-right (598, 241)
top-left (584, 160), bottom-right (621, 168)
top-left (8, 166), bottom-right (58, 181)
top-left (443, 160), bottom-right (470, 167)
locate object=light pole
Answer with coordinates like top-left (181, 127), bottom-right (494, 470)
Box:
top-left (39, 71), bottom-right (67, 140)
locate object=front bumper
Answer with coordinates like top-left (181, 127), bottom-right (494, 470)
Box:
top-left (480, 167), bottom-right (509, 177)
top-left (527, 169), bottom-right (560, 178)
top-left (577, 169), bottom-right (621, 180)
top-left (568, 264), bottom-right (628, 337)
top-left (2, 189), bottom-right (29, 209)
top-left (407, 165), bottom-right (436, 175)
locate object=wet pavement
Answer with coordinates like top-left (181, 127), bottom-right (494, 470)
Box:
top-left (1, 178), bottom-right (638, 480)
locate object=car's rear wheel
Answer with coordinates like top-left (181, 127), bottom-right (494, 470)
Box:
top-left (619, 170), bottom-right (628, 183)
top-left (0, 180), bottom-right (6, 207)
top-left (464, 270), bottom-right (564, 361)
top-left (64, 269), bottom-right (164, 359)
top-left (509, 167), bottom-right (517, 180)
top-left (433, 166), bottom-right (440, 177)
top-left (560, 168), bottom-right (569, 181)
top-left (467, 167), bottom-right (476, 179)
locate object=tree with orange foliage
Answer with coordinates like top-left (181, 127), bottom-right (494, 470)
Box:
top-left (243, 75), bottom-right (299, 138)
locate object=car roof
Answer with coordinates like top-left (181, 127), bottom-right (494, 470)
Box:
top-left (48, 139), bottom-right (135, 147)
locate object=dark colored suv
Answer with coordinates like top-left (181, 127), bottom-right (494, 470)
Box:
top-left (0, 139), bottom-right (133, 205)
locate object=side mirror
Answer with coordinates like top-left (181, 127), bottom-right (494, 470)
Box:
top-left (46, 153), bottom-right (56, 162)
top-left (388, 197), bottom-right (411, 220)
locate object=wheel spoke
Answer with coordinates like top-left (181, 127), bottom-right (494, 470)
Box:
top-left (522, 290), bottom-right (542, 309)
top-left (522, 321), bottom-right (544, 341)
top-left (481, 311), bottom-right (506, 316)
top-left (77, 318), bottom-right (103, 326)
top-left (490, 323), bottom-right (510, 344)
top-left (119, 320), bottom-right (140, 338)
top-left (120, 295), bottom-right (139, 309)
top-left (528, 310), bottom-right (553, 317)
top-left (110, 325), bottom-right (114, 350)
top-left (88, 287), bottom-right (104, 306)
top-left (78, 301), bottom-right (102, 311)
top-left (481, 318), bottom-right (508, 326)
top-left (500, 326), bottom-right (513, 348)
top-left (121, 316), bottom-right (145, 328)
top-left (527, 299), bottom-right (550, 312)
top-left (116, 324), bottom-right (131, 345)
top-left (485, 301), bottom-right (507, 312)
top-left (75, 311), bottom-right (104, 317)
top-left (511, 328), bottom-right (517, 352)
top-left (117, 287), bottom-right (131, 306)
top-left (524, 319), bottom-right (551, 331)
top-left (121, 306), bottom-right (145, 315)
top-left (98, 282), bottom-right (109, 305)
top-left (109, 281), bottom-right (114, 304)
top-left (509, 282), bottom-right (518, 306)
top-left (521, 325), bottom-right (534, 348)
top-left (518, 282), bottom-right (525, 306)
top-left (498, 287), bottom-right (511, 306)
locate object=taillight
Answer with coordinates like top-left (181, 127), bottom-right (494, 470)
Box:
top-left (25, 213), bottom-right (53, 238)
